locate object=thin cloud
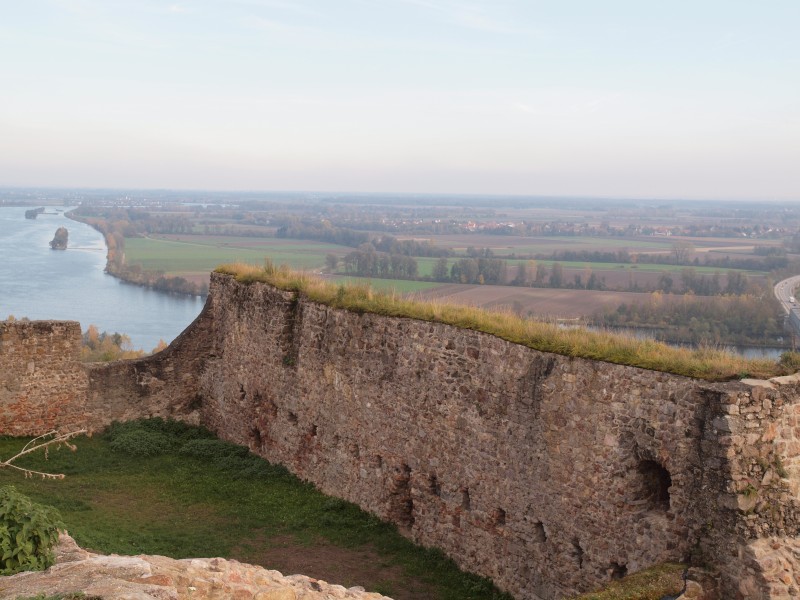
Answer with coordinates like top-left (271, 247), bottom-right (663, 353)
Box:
top-left (241, 15), bottom-right (318, 37)
top-left (228, 0), bottom-right (323, 18)
top-left (392, 0), bottom-right (543, 36)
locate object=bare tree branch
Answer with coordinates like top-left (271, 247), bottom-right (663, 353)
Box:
top-left (0, 430), bottom-right (85, 480)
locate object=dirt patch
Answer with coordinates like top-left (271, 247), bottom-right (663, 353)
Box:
top-left (232, 535), bottom-right (437, 600)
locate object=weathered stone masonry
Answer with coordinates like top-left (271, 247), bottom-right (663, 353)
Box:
top-left (0, 320), bottom-right (87, 435)
top-left (3, 272), bottom-right (800, 599)
top-left (0, 299), bottom-right (214, 435)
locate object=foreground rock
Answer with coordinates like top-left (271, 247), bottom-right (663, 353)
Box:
top-left (0, 533), bottom-right (393, 600)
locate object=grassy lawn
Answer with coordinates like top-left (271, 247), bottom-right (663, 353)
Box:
top-left (0, 421), bottom-right (511, 600)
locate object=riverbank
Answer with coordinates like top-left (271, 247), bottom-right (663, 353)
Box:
top-left (66, 210), bottom-right (208, 298)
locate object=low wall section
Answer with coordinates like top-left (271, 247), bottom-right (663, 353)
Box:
top-left (0, 300), bottom-right (213, 436)
top-left (0, 320), bottom-right (87, 435)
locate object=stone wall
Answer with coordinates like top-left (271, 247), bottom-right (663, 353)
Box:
top-left (83, 298), bottom-right (215, 430)
top-left (705, 377), bottom-right (800, 599)
top-left (4, 274), bottom-right (800, 599)
top-left (193, 274), bottom-right (800, 599)
top-left (0, 320), bottom-right (87, 435)
top-left (0, 299), bottom-right (214, 436)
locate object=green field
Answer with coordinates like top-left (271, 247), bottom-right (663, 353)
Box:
top-left (483, 238), bottom-right (675, 255)
top-left (0, 420), bottom-right (511, 600)
top-left (424, 235), bottom-right (676, 255)
top-left (502, 258), bottom-right (762, 275)
top-left (412, 256), bottom-right (760, 281)
top-left (123, 233), bottom-right (763, 285)
top-left (124, 236), bottom-right (346, 274)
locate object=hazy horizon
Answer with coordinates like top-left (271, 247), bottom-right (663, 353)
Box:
top-left (2, 184), bottom-right (800, 206)
top-left (2, 1), bottom-right (798, 200)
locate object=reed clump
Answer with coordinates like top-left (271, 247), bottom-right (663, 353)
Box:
top-left (216, 262), bottom-right (793, 382)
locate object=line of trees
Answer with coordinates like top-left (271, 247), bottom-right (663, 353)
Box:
top-left (113, 264), bottom-right (209, 296)
top-left (669, 269), bottom-right (752, 295)
top-left (277, 219), bottom-right (452, 257)
top-left (334, 244), bottom-right (419, 278)
top-left (593, 292), bottom-right (786, 347)
top-left (81, 324), bottom-right (167, 361)
top-left (447, 257), bottom-right (505, 284)
top-left (518, 246), bottom-right (788, 271)
top-left (276, 220), bottom-right (370, 247)
top-left (372, 235), bottom-right (450, 257)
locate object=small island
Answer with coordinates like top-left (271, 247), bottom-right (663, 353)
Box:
top-left (25, 207), bottom-right (44, 219)
top-left (50, 227), bottom-right (68, 250)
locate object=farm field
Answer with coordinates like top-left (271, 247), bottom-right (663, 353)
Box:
top-left (396, 256), bottom-right (764, 290)
top-left (123, 235), bottom-right (768, 316)
top-left (128, 231), bottom-right (768, 288)
top-left (328, 276), bottom-right (443, 293)
top-left (72, 198), bottom-right (788, 341)
top-left (502, 258), bottom-right (758, 275)
top-left (395, 234), bottom-right (676, 256)
top-left (124, 235), bottom-right (347, 276)
top-left (408, 283), bottom-right (675, 319)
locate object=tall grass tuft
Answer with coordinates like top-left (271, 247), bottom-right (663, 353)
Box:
top-left (215, 263), bottom-right (792, 381)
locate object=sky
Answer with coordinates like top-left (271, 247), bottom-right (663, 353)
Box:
top-left (1, 0), bottom-right (798, 200)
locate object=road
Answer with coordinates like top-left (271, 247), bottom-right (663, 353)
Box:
top-left (774, 275), bottom-right (800, 315)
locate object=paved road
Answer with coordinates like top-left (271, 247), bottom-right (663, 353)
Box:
top-left (774, 275), bottom-right (800, 315)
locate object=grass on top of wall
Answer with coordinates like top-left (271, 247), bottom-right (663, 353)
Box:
top-left (215, 262), bottom-right (798, 382)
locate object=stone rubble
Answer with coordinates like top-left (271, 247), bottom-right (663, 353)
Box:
top-left (0, 533), bottom-right (393, 600)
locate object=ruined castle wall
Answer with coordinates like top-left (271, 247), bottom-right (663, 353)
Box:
top-left (82, 299), bottom-right (215, 430)
top-left (0, 320), bottom-right (88, 435)
top-left (197, 274), bottom-right (753, 599)
top-left (706, 377), bottom-right (800, 599)
top-left (5, 276), bottom-right (800, 599)
top-left (0, 299), bottom-right (214, 436)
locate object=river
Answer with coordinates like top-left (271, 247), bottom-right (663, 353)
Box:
top-left (0, 206), bottom-right (204, 352)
